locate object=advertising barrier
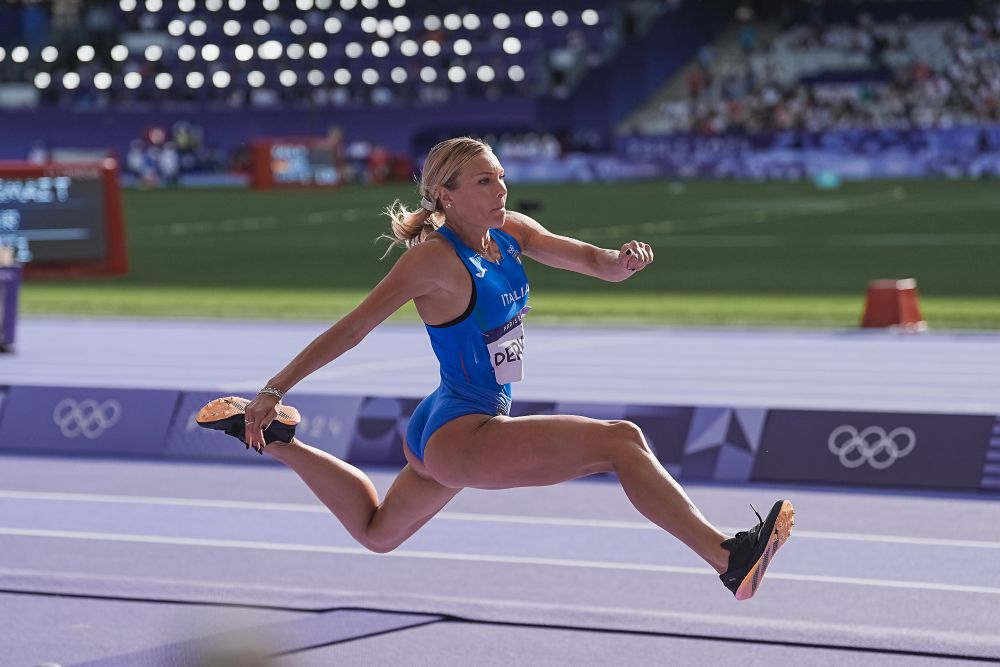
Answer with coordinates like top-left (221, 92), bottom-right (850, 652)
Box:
top-left (0, 386), bottom-right (179, 457)
top-left (1, 384), bottom-right (996, 493)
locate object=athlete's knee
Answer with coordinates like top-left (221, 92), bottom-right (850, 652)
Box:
top-left (607, 420), bottom-right (652, 460)
top-left (363, 537), bottom-right (400, 554)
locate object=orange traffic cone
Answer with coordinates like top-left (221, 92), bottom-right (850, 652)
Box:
top-left (861, 278), bottom-right (927, 331)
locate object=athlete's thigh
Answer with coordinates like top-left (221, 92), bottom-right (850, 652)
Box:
top-left (422, 413), bottom-right (634, 490)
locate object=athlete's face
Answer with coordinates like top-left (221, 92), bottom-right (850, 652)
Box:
top-left (440, 152), bottom-right (507, 227)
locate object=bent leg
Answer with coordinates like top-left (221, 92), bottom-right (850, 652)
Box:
top-left (266, 438), bottom-right (460, 553)
top-left (423, 414), bottom-right (730, 572)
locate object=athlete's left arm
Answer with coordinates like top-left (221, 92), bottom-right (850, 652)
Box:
top-left (504, 211), bottom-right (652, 282)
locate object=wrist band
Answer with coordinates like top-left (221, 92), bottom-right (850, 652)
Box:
top-left (258, 386), bottom-right (285, 400)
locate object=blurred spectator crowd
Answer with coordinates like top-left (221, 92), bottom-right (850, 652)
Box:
top-left (642, 0), bottom-right (1000, 134)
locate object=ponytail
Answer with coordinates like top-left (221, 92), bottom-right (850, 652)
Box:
top-left (378, 199), bottom-right (442, 259)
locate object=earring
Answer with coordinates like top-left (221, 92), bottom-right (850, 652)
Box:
top-left (446, 203), bottom-right (453, 208)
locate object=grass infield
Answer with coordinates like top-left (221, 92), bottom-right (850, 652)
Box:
top-left (22, 178), bottom-right (1000, 329)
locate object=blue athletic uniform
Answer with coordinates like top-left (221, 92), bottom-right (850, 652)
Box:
top-left (405, 225), bottom-right (530, 461)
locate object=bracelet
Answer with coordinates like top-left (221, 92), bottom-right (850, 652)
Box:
top-left (257, 386), bottom-right (285, 400)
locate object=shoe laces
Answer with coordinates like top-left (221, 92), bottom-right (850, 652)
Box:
top-left (728, 503), bottom-right (765, 546)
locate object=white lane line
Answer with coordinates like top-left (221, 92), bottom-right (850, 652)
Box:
top-left (2, 527), bottom-right (999, 596)
top-left (2, 491), bottom-right (999, 550)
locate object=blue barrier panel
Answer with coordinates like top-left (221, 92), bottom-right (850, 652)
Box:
top-left (346, 396), bottom-right (423, 466)
top-left (0, 386), bottom-right (179, 456)
top-left (165, 391), bottom-right (365, 462)
top-left (680, 407), bottom-right (768, 482)
top-left (753, 409), bottom-right (995, 491)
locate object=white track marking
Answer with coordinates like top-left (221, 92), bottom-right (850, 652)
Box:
top-left (2, 527), bottom-right (999, 596)
top-left (2, 491), bottom-right (998, 550)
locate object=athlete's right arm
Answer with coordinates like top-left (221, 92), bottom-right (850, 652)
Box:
top-left (263, 242), bottom-right (445, 394)
top-left (243, 242), bottom-right (446, 447)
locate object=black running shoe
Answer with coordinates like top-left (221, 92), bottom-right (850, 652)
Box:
top-left (195, 396), bottom-right (300, 453)
top-left (719, 499), bottom-right (794, 600)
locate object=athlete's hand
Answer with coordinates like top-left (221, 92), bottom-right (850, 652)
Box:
top-left (618, 240), bottom-right (653, 274)
top-left (244, 393), bottom-right (281, 453)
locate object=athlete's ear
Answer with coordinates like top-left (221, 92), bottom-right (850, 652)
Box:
top-left (436, 185), bottom-right (455, 209)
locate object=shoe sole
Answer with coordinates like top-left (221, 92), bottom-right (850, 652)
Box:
top-left (195, 396), bottom-right (301, 445)
top-left (734, 499), bottom-right (795, 601)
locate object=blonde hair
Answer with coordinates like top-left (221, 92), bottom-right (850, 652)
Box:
top-left (380, 137), bottom-right (492, 257)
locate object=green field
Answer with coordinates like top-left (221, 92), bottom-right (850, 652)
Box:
top-left (22, 179), bottom-right (1000, 328)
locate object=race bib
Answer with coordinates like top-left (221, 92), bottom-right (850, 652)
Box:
top-left (483, 307), bottom-right (529, 384)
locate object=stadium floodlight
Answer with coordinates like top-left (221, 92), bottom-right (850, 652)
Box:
top-left (388, 0), bottom-right (405, 7)
top-left (340, 0), bottom-right (357, 9)
top-left (144, 44), bottom-right (163, 61)
top-left (178, 44), bottom-right (196, 61)
top-left (146, 0), bottom-right (163, 12)
top-left (229, 0), bottom-right (247, 10)
top-left (178, 0), bottom-right (196, 11)
top-left (581, 9), bottom-right (599, 26)
top-left (333, 68), bottom-right (351, 84)
top-left (212, 70), bottom-right (231, 87)
top-left (253, 19), bottom-right (270, 35)
top-left (205, 0), bottom-right (223, 10)
top-left (324, 17), bottom-right (342, 33)
top-left (493, 13), bottom-right (510, 30)
top-left (463, 14), bottom-right (480, 30)
top-left (371, 40), bottom-right (389, 57)
top-left (525, 11), bottom-right (543, 28)
top-left (443, 14), bottom-right (461, 30)
top-left (0, 47), bottom-right (5, 62)
top-left (447, 66), bottom-right (466, 83)
top-left (119, 0), bottom-right (137, 11)
top-left (167, 19), bottom-right (186, 36)
top-left (279, 69), bottom-right (297, 86)
top-left (377, 19), bottom-right (394, 38)
top-left (393, 16), bottom-right (410, 32)
top-left (248, 70), bottom-right (265, 87)
top-left (390, 66), bottom-right (406, 83)
top-left (345, 42), bottom-right (363, 58)
top-left (552, 10), bottom-right (568, 27)
top-left (41, 46), bottom-right (58, 63)
top-left (286, 43), bottom-right (305, 59)
top-left (77, 45), bottom-right (96, 62)
top-left (502, 37), bottom-right (521, 55)
top-left (316, 0), bottom-right (332, 9)
top-left (361, 16), bottom-right (377, 33)
top-left (190, 19), bottom-right (207, 36)
top-left (422, 40), bottom-right (441, 57)
top-left (453, 38), bottom-right (471, 56)
top-left (235, 43), bottom-right (254, 61)
top-left (202, 44), bottom-right (221, 61)
top-left (309, 42), bottom-right (328, 58)
top-left (361, 68), bottom-right (378, 84)
top-left (154, 72), bottom-right (173, 89)
top-left (361, 0), bottom-right (377, 8)
top-left (476, 65), bottom-right (494, 82)
top-left (264, 0), bottom-right (279, 9)
top-left (63, 72), bottom-right (81, 89)
top-left (296, 0), bottom-right (314, 10)
top-left (94, 72), bottom-right (113, 89)
top-left (224, 20), bottom-right (241, 36)
top-left (420, 66), bottom-right (436, 82)
top-left (124, 72), bottom-right (142, 89)
top-left (424, 15), bottom-right (441, 31)
top-left (508, 64), bottom-right (525, 81)
top-left (307, 69), bottom-right (324, 85)
top-left (111, 45), bottom-right (129, 62)
top-left (187, 71), bottom-right (205, 88)
top-left (290, 19), bottom-right (307, 35)
top-left (34, 72), bottom-right (51, 89)
top-left (11, 46), bottom-right (28, 63)
top-left (400, 39), bottom-right (418, 56)
top-left (259, 40), bottom-right (283, 59)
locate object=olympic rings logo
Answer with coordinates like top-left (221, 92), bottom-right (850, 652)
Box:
top-left (828, 425), bottom-right (916, 470)
top-left (53, 399), bottom-right (122, 439)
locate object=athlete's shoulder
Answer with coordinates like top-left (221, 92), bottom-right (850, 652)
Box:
top-left (501, 210), bottom-right (544, 248)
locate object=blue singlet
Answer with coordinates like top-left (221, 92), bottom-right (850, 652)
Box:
top-left (405, 225), bottom-right (530, 460)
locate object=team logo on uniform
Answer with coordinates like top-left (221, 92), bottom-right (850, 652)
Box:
top-left (468, 255), bottom-right (488, 278)
top-left (508, 244), bottom-right (522, 263)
